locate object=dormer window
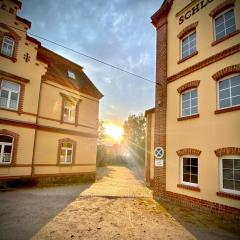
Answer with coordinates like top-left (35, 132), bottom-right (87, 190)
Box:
top-left (1, 36), bottom-right (14, 57)
top-left (68, 70), bottom-right (76, 79)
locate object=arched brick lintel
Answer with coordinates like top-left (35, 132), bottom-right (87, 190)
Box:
top-left (177, 22), bottom-right (198, 39)
top-left (209, 0), bottom-right (235, 18)
top-left (0, 129), bottom-right (19, 166)
top-left (214, 147), bottom-right (240, 157)
top-left (176, 148), bottom-right (201, 157)
top-left (212, 64), bottom-right (240, 81)
top-left (177, 80), bottom-right (200, 93)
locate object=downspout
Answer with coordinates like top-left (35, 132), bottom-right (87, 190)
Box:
top-left (31, 76), bottom-right (44, 176)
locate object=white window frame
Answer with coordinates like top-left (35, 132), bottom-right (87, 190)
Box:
top-left (181, 30), bottom-right (196, 59)
top-left (1, 36), bottom-right (15, 57)
top-left (214, 7), bottom-right (236, 41)
top-left (68, 70), bottom-right (76, 79)
top-left (63, 101), bottom-right (76, 123)
top-left (181, 88), bottom-right (198, 117)
top-left (219, 155), bottom-right (240, 195)
top-left (217, 73), bottom-right (240, 110)
top-left (0, 80), bottom-right (20, 110)
top-left (0, 135), bottom-right (13, 164)
top-left (60, 143), bottom-right (73, 164)
top-left (180, 155), bottom-right (199, 187)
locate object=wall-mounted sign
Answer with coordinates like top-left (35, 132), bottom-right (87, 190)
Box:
top-left (155, 159), bottom-right (164, 167)
top-left (154, 147), bottom-right (164, 159)
top-left (179, 0), bottom-right (214, 25)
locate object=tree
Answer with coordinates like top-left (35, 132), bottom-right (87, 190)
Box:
top-left (97, 121), bottom-right (107, 166)
top-left (123, 114), bottom-right (146, 164)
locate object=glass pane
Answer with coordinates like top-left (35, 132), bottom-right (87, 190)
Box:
top-left (183, 174), bottom-right (190, 182)
top-left (191, 174), bottom-right (198, 184)
top-left (219, 88), bottom-right (230, 100)
top-left (191, 166), bottom-right (198, 175)
top-left (232, 96), bottom-right (240, 106)
top-left (219, 99), bottom-right (230, 108)
top-left (223, 169), bottom-right (233, 179)
top-left (2, 81), bottom-right (20, 92)
top-left (224, 9), bottom-right (234, 21)
top-left (235, 159), bottom-right (240, 169)
top-left (0, 135), bottom-right (13, 142)
top-left (3, 145), bottom-right (12, 162)
top-left (191, 98), bottom-right (197, 107)
top-left (231, 75), bottom-right (240, 87)
top-left (182, 44), bottom-right (189, 53)
top-left (182, 51), bottom-right (189, 59)
top-left (189, 47), bottom-right (196, 54)
top-left (216, 30), bottom-right (225, 40)
top-left (234, 170), bottom-right (240, 180)
top-left (189, 32), bottom-right (196, 41)
top-left (219, 79), bottom-right (230, 90)
top-left (62, 142), bottom-right (68, 148)
top-left (182, 92), bottom-right (190, 101)
top-left (183, 165), bottom-right (191, 174)
top-left (191, 106), bottom-right (198, 115)
top-left (191, 89), bottom-right (197, 98)
top-left (215, 15), bottom-right (224, 27)
top-left (215, 23), bottom-right (224, 34)
top-left (10, 92), bottom-right (18, 101)
top-left (231, 85), bottom-right (240, 97)
top-left (223, 159), bottom-right (233, 168)
top-left (191, 158), bottom-right (198, 166)
top-left (223, 179), bottom-right (234, 189)
top-left (0, 89), bottom-right (9, 98)
top-left (182, 108), bottom-right (190, 116)
top-left (226, 25), bottom-right (236, 35)
top-left (9, 100), bottom-right (17, 109)
top-left (67, 143), bottom-right (72, 148)
top-left (225, 17), bottom-right (235, 29)
top-left (182, 100), bottom-right (190, 109)
top-left (183, 158), bottom-right (191, 166)
top-left (235, 181), bottom-right (240, 191)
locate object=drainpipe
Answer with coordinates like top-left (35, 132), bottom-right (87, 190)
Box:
top-left (31, 77), bottom-right (44, 176)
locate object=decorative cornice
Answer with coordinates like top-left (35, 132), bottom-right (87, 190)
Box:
top-left (177, 80), bottom-right (200, 93)
top-left (151, 0), bottom-right (174, 27)
top-left (214, 147), bottom-right (240, 157)
top-left (167, 44), bottom-right (240, 83)
top-left (177, 21), bottom-right (198, 39)
top-left (177, 148), bottom-right (202, 156)
top-left (212, 64), bottom-right (240, 81)
top-left (209, 0), bottom-right (235, 18)
top-left (0, 70), bottom-right (30, 83)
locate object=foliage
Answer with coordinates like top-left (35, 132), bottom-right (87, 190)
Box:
top-left (123, 113), bottom-right (146, 165)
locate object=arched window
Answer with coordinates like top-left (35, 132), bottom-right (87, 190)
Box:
top-left (1, 36), bottom-right (15, 57)
top-left (0, 80), bottom-right (21, 110)
top-left (218, 74), bottom-right (240, 109)
top-left (214, 8), bottom-right (236, 41)
top-left (0, 134), bottom-right (13, 164)
top-left (181, 88), bottom-right (198, 117)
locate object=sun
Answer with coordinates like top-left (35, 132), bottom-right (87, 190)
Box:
top-left (105, 124), bottom-right (123, 141)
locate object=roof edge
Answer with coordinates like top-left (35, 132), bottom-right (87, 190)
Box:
top-left (145, 107), bottom-right (155, 117)
top-left (151, 0), bottom-right (174, 27)
top-left (16, 16), bottom-right (31, 28)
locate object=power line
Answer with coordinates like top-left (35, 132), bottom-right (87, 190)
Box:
top-left (7, 24), bottom-right (158, 85)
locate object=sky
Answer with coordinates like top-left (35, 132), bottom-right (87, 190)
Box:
top-left (20, 0), bottom-right (163, 127)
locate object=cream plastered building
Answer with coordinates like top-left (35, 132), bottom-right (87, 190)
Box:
top-left (146, 0), bottom-right (240, 216)
top-left (0, 0), bottom-right (103, 181)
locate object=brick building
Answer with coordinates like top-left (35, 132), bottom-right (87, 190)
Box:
top-left (145, 0), bottom-right (240, 216)
top-left (0, 0), bottom-right (103, 182)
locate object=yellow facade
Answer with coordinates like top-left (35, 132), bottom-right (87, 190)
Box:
top-left (0, 0), bottom-right (102, 179)
top-left (147, 0), bottom-right (240, 212)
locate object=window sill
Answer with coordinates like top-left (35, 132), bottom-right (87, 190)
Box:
top-left (211, 30), bottom-right (240, 46)
top-left (58, 163), bottom-right (73, 166)
top-left (177, 184), bottom-right (200, 192)
top-left (0, 107), bottom-right (20, 113)
top-left (178, 114), bottom-right (199, 121)
top-left (61, 121), bottom-right (77, 126)
top-left (215, 105), bottom-right (240, 114)
top-left (177, 51), bottom-right (198, 64)
top-left (216, 191), bottom-right (240, 200)
top-left (0, 53), bottom-right (17, 62)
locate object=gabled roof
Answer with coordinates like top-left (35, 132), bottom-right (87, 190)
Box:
top-left (37, 47), bottom-right (103, 100)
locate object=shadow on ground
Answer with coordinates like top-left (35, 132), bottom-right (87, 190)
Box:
top-left (0, 183), bottom-right (91, 240)
top-left (158, 199), bottom-right (240, 240)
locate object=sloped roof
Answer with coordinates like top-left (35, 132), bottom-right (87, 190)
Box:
top-left (37, 47), bottom-right (103, 99)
